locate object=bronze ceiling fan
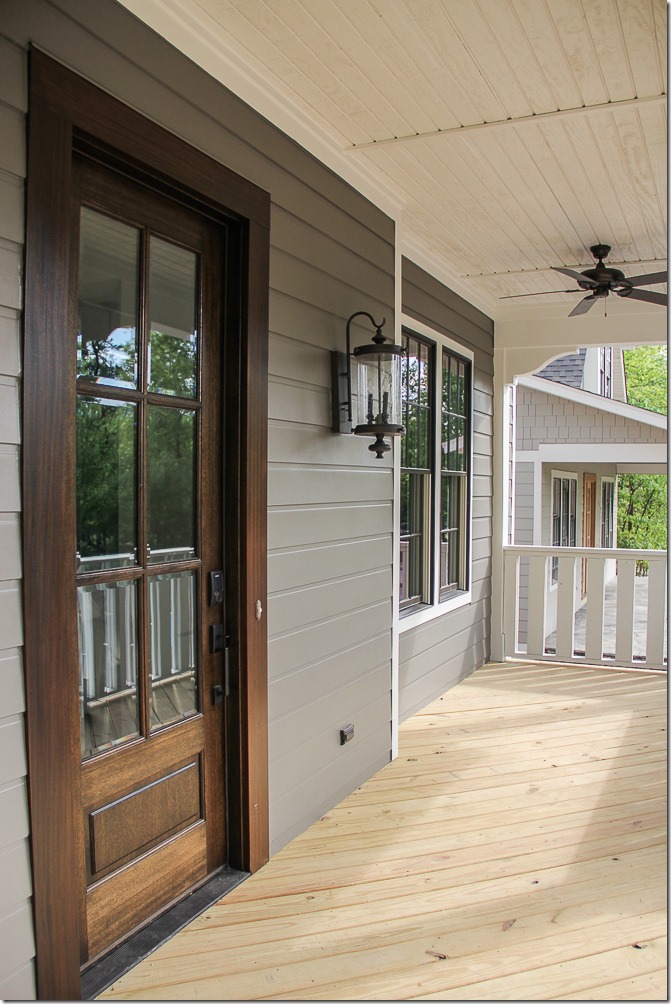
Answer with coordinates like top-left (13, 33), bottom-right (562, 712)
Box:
top-left (501, 244), bottom-right (668, 316)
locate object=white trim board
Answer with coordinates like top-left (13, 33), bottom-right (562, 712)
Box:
top-left (517, 374), bottom-right (668, 429)
top-left (516, 444), bottom-right (667, 465)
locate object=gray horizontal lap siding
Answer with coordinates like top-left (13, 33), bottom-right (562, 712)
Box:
top-left (399, 260), bottom-right (494, 722)
top-left (1, 0), bottom-right (397, 983)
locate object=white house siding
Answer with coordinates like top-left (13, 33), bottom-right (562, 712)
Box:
top-left (0, 32), bottom-right (36, 1003)
top-left (398, 260), bottom-right (494, 721)
top-left (1, 0), bottom-right (400, 985)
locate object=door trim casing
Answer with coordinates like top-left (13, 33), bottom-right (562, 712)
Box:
top-left (23, 49), bottom-right (270, 1001)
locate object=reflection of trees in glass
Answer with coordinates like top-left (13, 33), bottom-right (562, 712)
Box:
top-left (76, 400), bottom-right (136, 560)
top-left (77, 326), bottom-right (137, 386)
top-left (147, 406), bottom-right (196, 555)
top-left (402, 337), bottom-right (431, 470)
top-left (148, 329), bottom-right (197, 397)
top-left (442, 355), bottom-right (466, 473)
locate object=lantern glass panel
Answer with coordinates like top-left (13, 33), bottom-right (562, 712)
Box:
top-left (354, 350), bottom-right (403, 430)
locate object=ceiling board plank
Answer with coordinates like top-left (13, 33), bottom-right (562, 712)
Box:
top-left (489, 125), bottom-right (597, 266)
top-left (557, 116), bottom-right (636, 260)
top-left (511, 0), bottom-right (584, 109)
top-left (473, 0), bottom-right (558, 114)
top-left (222, 0), bottom-right (393, 142)
top-left (651, 0), bottom-right (667, 80)
top-left (194, 0), bottom-right (374, 144)
top-left (586, 110), bottom-right (660, 263)
top-left (404, 0), bottom-right (511, 124)
top-left (579, 0), bottom-right (637, 102)
top-left (364, 144), bottom-right (514, 275)
top-left (358, 0), bottom-right (476, 129)
top-left (434, 0), bottom-right (535, 120)
top-left (285, 0), bottom-right (429, 139)
top-left (619, 0), bottom-right (666, 98)
top-left (312, 0), bottom-right (444, 137)
top-left (547, 0), bottom-right (611, 106)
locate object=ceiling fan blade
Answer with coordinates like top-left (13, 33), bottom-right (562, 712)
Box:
top-left (568, 295), bottom-right (600, 317)
top-left (552, 266), bottom-right (597, 286)
top-left (500, 289), bottom-right (578, 299)
top-left (619, 288), bottom-right (667, 306)
top-left (625, 270), bottom-right (668, 287)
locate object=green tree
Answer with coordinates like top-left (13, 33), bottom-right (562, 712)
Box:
top-left (617, 345), bottom-right (667, 556)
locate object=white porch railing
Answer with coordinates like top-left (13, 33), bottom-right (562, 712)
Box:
top-left (503, 545), bottom-right (668, 670)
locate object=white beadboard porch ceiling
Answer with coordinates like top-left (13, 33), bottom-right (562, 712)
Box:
top-left (119, 0), bottom-right (667, 323)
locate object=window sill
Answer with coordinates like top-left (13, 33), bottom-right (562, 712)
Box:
top-left (398, 589), bottom-right (471, 633)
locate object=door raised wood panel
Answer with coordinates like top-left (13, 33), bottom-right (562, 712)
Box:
top-left (88, 761), bottom-right (201, 877)
top-left (80, 717), bottom-right (204, 808)
top-left (86, 823), bottom-right (207, 961)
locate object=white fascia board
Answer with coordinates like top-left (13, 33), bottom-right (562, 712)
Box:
top-left (495, 308), bottom-right (667, 349)
top-left (115, 0), bottom-right (404, 220)
top-left (517, 374), bottom-right (668, 430)
top-left (516, 444), bottom-right (667, 465)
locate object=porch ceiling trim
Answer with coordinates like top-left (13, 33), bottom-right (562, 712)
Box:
top-left (517, 374), bottom-right (668, 429)
top-left (347, 93), bottom-right (667, 151)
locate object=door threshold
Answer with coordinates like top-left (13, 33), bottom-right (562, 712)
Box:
top-left (80, 866), bottom-right (249, 1000)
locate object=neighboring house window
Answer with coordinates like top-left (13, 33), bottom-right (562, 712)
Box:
top-left (400, 332), bottom-right (433, 609)
top-left (601, 479), bottom-right (615, 547)
top-left (551, 475), bottom-right (577, 583)
top-left (400, 325), bottom-right (472, 618)
top-left (599, 346), bottom-right (612, 397)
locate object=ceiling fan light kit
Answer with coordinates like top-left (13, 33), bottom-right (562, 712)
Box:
top-left (501, 244), bottom-right (667, 317)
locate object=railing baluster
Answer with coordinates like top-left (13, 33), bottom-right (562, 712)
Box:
top-left (585, 556), bottom-right (606, 662)
top-left (556, 555), bottom-right (576, 661)
top-left (527, 555), bottom-right (547, 659)
top-left (645, 558), bottom-right (667, 669)
top-left (615, 558), bottom-right (635, 665)
top-left (503, 550), bottom-right (519, 657)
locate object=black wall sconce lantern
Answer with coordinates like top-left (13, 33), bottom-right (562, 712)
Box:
top-left (331, 311), bottom-right (405, 459)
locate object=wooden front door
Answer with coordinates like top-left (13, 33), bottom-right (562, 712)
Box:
top-left (24, 53), bottom-right (270, 999)
top-left (73, 155), bottom-right (228, 961)
top-left (582, 474), bottom-right (597, 594)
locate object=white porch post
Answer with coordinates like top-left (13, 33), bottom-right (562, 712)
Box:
top-left (491, 348), bottom-right (511, 662)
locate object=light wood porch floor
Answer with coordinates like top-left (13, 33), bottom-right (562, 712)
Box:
top-left (99, 661), bottom-right (667, 1001)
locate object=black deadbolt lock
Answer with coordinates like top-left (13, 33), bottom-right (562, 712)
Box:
top-left (209, 570), bottom-right (224, 606)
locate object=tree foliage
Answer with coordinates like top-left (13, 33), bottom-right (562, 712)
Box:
top-left (617, 346), bottom-right (667, 554)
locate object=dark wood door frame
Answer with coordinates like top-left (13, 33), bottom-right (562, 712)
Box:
top-left (23, 49), bottom-right (270, 1001)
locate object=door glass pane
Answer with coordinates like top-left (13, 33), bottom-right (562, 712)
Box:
top-left (148, 571), bottom-right (198, 731)
top-left (77, 208), bottom-right (139, 388)
top-left (79, 581), bottom-right (139, 760)
top-left (148, 238), bottom-right (198, 398)
top-left (147, 406), bottom-right (196, 563)
top-left (76, 398), bottom-right (137, 571)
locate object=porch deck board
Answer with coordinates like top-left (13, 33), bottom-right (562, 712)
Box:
top-left (98, 661), bottom-right (667, 1001)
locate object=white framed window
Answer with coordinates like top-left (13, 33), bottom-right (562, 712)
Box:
top-left (551, 472), bottom-right (577, 583)
top-left (398, 319), bottom-right (473, 630)
top-left (601, 477), bottom-right (615, 547)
